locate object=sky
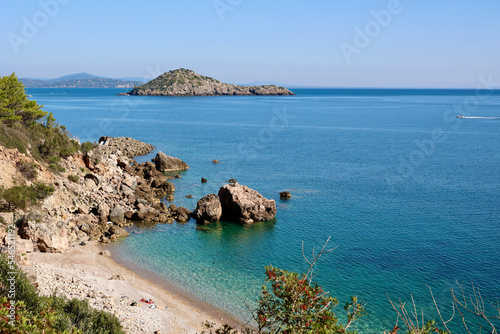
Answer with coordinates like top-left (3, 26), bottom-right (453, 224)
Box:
top-left (1, 0), bottom-right (500, 88)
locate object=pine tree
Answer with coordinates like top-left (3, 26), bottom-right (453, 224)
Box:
top-left (0, 73), bottom-right (47, 124)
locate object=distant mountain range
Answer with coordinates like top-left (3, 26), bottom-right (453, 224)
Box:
top-left (19, 72), bottom-right (306, 89)
top-left (20, 73), bottom-right (147, 88)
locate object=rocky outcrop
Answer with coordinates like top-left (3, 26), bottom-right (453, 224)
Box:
top-left (193, 194), bottom-right (222, 224)
top-left (19, 215), bottom-right (69, 253)
top-left (218, 183), bottom-right (276, 224)
top-left (125, 68), bottom-right (295, 96)
top-left (152, 152), bottom-right (189, 172)
top-left (0, 135), bottom-right (185, 253)
top-left (280, 191), bottom-right (292, 199)
top-left (98, 136), bottom-right (154, 158)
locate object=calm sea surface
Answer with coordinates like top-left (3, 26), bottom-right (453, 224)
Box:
top-left (27, 88), bottom-right (500, 332)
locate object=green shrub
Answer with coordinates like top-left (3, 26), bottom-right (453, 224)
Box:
top-left (253, 265), bottom-right (364, 334)
top-left (48, 163), bottom-right (65, 174)
top-left (38, 129), bottom-right (79, 160)
top-left (0, 183), bottom-right (54, 210)
top-left (32, 182), bottom-right (54, 200)
top-left (17, 160), bottom-right (38, 180)
top-left (68, 175), bottom-right (79, 183)
top-left (80, 141), bottom-right (95, 154)
top-left (0, 185), bottom-right (35, 210)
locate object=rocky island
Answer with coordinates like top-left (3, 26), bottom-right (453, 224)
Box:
top-left (122, 68), bottom-right (295, 96)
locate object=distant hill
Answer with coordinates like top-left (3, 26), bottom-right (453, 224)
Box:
top-left (47, 72), bottom-right (101, 82)
top-left (124, 68), bottom-right (295, 96)
top-left (240, 81), bottom-right (290, 87)
top-left (20, 73), bottom-right (143, 88)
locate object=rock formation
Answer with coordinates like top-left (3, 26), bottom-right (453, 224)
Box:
top-left (125, 68), bottom-right (295, 96)
top-left (193, 194), bottom-right (222, 224)
top-left (218, 183), bottom-right (276, 224)
top-left (0, 136), bottom-right (191, 255)
top-left (280, 191), bottom-right (292, 199)
top-left (152, 152), bottom-right (189, 172)
top-left (98, 136), bottom-right (154, 157)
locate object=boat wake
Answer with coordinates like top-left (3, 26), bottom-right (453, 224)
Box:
top-left (456, 115), bottom-right (500, 119)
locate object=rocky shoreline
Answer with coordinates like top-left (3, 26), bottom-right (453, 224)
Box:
top-left (3, 136), bottom-right (198, 256)
top-left (0, 135), bottom-right (276, 332)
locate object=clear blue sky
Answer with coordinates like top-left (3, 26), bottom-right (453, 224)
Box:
top-left (1, 0), bottom-right (500, 88)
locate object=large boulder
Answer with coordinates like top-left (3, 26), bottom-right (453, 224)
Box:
top-left (133, 203), bottom-right (159, 221)
top-left (109, 205), bottom-right (125, 224)
top-left (193, 194), bottom-right (222, 224)
top-left (122, 174), bottom-right (138, 190)
top-left (97, 202), bottom-right (110, 224)
top-left (36, 226), bottom-right (69, 253)
top-left (152, 152), bottom-right (189, 172)
top-left (175, 207), bottom-right (192, 223)
top-left (108, 225), bottom-right (129, 238)
top-left (218, 184), bottom-right (276, 224)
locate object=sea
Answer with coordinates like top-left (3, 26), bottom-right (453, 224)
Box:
top-left (26, 87), bottom-right (500, 333)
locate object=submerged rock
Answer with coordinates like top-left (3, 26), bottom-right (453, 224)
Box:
top-left (218, 183), bottom-right (276, 224)
top-left (193, 194), bottom-right (222, 224)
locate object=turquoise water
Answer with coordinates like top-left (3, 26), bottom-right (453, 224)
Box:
top-left (27, 88), bottom-right (500, 332)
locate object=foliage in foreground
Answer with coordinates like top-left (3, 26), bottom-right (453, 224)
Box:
top-left (200, 238), bottom-right (500, 334)
top-left (0, 254), bottom-right (123, 333)
top-left (386, 282), bottom-right (500, 334)
top-left (200, 238), bottom-right (365, 334)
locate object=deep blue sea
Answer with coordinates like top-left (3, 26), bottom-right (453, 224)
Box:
top-left (27, 88), bottom-right (500, 333)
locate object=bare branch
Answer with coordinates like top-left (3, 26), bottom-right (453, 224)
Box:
top-left (428, 284), bottom-right (454, 333)
top-left (304, 236), bottom-right (336, 280)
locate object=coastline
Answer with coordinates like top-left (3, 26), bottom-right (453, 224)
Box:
top-left (25, 241), bottom-right (245, 333)
top-left (105, 242), bottom-right (247, 329)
